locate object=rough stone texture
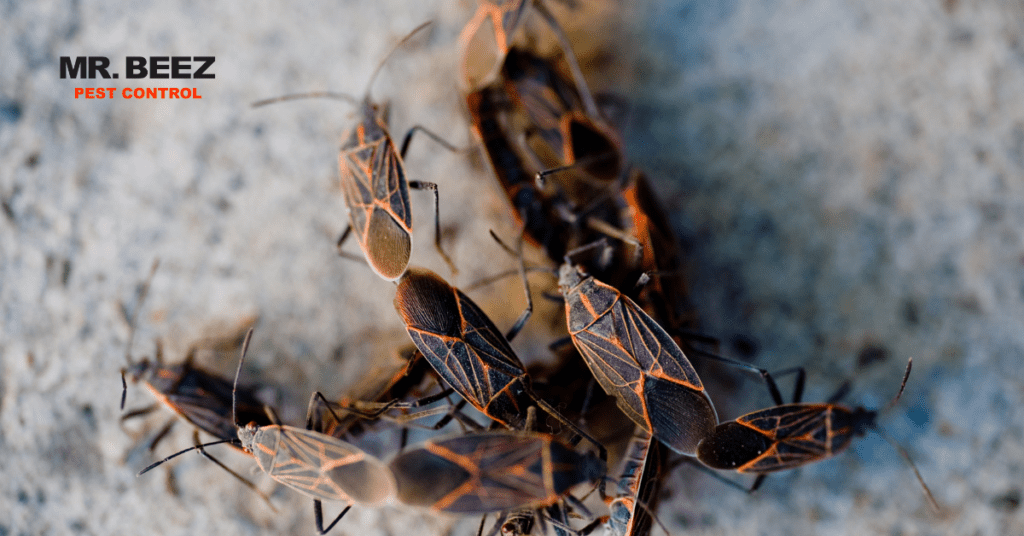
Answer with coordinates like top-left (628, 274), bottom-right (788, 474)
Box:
top-left (1, 0), bottom-right (1020, 535)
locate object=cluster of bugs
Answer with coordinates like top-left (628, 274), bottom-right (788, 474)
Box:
top-left (119, 2), bottom-right (940, 534)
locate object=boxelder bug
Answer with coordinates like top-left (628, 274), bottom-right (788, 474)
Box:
top-left (695, 358), bottom-right (940, 511)
top-left (140, 329), bottom-right (397, 534)
top-left (393, 264), bottom-right (606, 466)
top-left (557, 259), bottom-right (718, 456)
top-left (604, 429), bottom-right (668, 536)
top-left (389, 430), bottom-right (605, 514)
top-left (119, 260), bottom-right (272, 455)
top-left (254, 21), bottom-right (456, 281)
top-left (500, 47), bottom-right (623, 194)
top-left (458, 0), bottom-right (598, 117)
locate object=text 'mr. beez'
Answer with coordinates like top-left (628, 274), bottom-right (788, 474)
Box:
top-left (60, 57), bottom-right (216, 79)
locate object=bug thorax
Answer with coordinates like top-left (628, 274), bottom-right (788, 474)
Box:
top-left (557, 263), bottom-right (584, 294)
top-left (236, 422), bottom-right (261, 452)
top-left (849, 406), bottom-right (879, 437)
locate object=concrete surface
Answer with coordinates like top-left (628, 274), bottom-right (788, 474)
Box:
top-left (1, 0), bottom-right (1021, 535)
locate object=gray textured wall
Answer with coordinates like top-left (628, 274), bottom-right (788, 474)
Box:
top-left (1, 0), bottom-right (1020, 535)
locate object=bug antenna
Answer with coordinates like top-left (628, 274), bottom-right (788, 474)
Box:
top-left (232, 328), bottom-right (255, 428)
top-left (883, 358), bottom-right (913, 413)
top-left (136, 439), bottom-right (236, 476)
top-left (251, 91), bottom-right (360, 109)
top-left (873, 426), bottom-right (941, 513)
top-left (362, 20), bottom-right (434, 101)
top-left (462, 265), bottom-right (552, 292)
top-left (125, 259), bottom-right (160, 367)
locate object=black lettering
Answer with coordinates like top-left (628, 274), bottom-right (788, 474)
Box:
top-left (88, 57), bottom-right (112, 79)
top-left (60, 56), bottom-right (86, 79)
top-left (150, 56), bottom-right (169, 79)
top-left (171, 57), bottom-right (191, 79)
top-left (192, 56), bottom-right (215, 79)
top-left (126, 57), bottom-right (148, 79)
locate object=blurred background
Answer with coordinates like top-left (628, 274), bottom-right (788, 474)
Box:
top-left (2, 0), bottom-right (1022, 534)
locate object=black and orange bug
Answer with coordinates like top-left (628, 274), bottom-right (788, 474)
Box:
top-left (139, 330), bottom-right (398, 534)
top-left (499, 47), bottom-right (623, 193)
top-left (335, 20), bottom-right (459, 280)
top-left (392, 263), bottom-right (607, 467)
top-left (458, 0), bottom-right (599, 118)
top-left (465, 82), bottom-right (576, 264)
top-left (618, 169), bottom-right (694, 336)
top-left (389, 430), bottom-right (605, 515)
top-left (118, 261), bottom-right (273, 457)
top-left (695, 358), bottom-right (940, 511)
top-left (604, 429), bottom-right (668, 536)
top-left (557, 259), bottom-right (718, 456)
top-left (254, 22), bottom-right (456, 281)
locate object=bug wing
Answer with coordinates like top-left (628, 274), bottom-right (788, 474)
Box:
top-left (735, 404), bottom-right (842, 473)
top-left (263, 427), bottom-right (393, 504)
top-left (643, 376), bottom-right (717, 456)
top-left (339, 117), bottom-right (413, 281)
top-left (445, 435), bottom-right (550, 513)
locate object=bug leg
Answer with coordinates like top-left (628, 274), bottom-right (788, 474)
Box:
top-left (120, 404), bottom-right (159, 422)
top-left (408, 180), bottom-right (458, 275)
top-left (681, 345), bottom-right (787, 406)
top-left (750, 474), bottom-right (767, 492)
top-left (683, 458), bottom-right (760, 494)
top-left (769, 366), bottom-right (806, 403)
top-left (462, 265), bottom-right (551, 293)
top-left (532, 396), bottom-right (607, 495)
top-left (398, 125), bottom-right (460, 159)
top-left (314, 500), bottom-right (352, 534)
top-left (487, 230), bottom-right (533, 342)
top-left (826, 381), bottom-right (852, 404)
top-left (542, 290), bottom-right (565, 303)
top-left (427, 398), bottom-right (484, 433)
top-left (547, 335), bottom-right (573, 352)
top-left (476, 512), bottom-right (493, 536)
top-left (147, 419), bottom-right (176, 452)
top-left (334, 225), bottom-right (368, 264)
top-left (192, 430), bottom-right (277, 512)
top-left (120, 370), bottom-right (129, 410)
top-left (528, 1), bottom-right (598, 117)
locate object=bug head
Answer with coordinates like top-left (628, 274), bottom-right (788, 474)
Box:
top-left (236, 421), bottom-right (260, 453)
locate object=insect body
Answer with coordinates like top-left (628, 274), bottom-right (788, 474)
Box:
top-left (119, 261), bottom-right (273, 452)
top-left (605, 430), bottom-right (666, 536)
top-left (139, 330), bottom-right (398, 534)
top-left (694, 359), bottom-right (940, 511)
top-left (557, 262), bottom-right (718, 456)
top-left (123, 348), bottom-right (272, 452)
top-left (389, 431), bottom-right (604, 514)
top-left (236, 422), bottom-right (394, 505)
top-left (394, 266), bottom-right (535, 429)
top-left (393, 266), bottom-right (606, 467)
top-left (336, 22), bottom-right (455, 281)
